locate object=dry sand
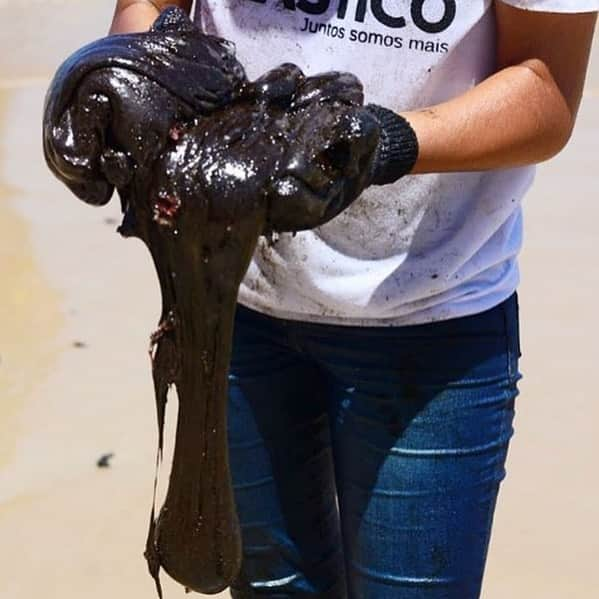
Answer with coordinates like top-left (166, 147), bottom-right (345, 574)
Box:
top-left (0, 2), bottom-right (598, 598)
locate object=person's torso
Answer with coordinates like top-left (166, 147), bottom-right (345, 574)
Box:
top-left (193, 1), bottom-right (530, 326)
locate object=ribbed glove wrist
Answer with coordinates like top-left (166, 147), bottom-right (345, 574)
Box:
top-left (364, 104), bottom-right (419, 186)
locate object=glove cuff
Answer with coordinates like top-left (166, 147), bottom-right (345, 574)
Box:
top-left (364, 104), bottom-right (419, 186)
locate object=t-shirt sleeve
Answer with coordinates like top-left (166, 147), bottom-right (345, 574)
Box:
top-left (499, 0), bottom-right (599, 11)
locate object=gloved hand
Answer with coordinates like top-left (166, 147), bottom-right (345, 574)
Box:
top-left (246, 66), bottom-right (420, 230)
top-left (246, 65), bottom-right (382, 232)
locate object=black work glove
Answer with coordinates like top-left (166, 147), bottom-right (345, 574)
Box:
top-left (363, 104), bottom-right (420, 186)
top-left (249, 66), bottom-right (381, 232)
top-left (249, 69), bottom-right (420, 231)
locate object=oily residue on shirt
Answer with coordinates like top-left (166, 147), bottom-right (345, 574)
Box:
top-left (42, 7), bottom-right (378, 596)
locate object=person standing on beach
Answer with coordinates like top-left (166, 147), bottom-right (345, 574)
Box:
top-left (110, 1), bottom-right (597, 597)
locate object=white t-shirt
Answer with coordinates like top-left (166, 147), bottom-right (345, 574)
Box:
top-left (195, 0), bottom-right (597, 326)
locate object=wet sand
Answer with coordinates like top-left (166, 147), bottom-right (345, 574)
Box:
top-left (1, 3), bottom-right (598, 597)
top-left (0, 181), bottom-right (61, 472)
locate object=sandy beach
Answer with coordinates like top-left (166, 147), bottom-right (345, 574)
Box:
top-left (1, 2), bottom-right (598, 598)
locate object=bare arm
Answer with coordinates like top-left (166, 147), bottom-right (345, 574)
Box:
top-left (110, 0), bottom-right (192, 34)
top-left (402, 3), bottom-right (597, 174)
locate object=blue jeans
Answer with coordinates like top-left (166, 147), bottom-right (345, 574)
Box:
top-left (227, 295), bottom-right (521, 598)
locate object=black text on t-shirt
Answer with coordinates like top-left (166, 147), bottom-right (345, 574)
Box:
top-left (245, 0), bottom-right (457, 34)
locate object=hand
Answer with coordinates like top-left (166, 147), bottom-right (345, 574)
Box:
top-left (249, 66), bottom-right (382, 232)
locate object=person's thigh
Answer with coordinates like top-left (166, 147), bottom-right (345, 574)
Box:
top-left (227, 306), bottom-right (347, 598)
top-left (312, 296), bottom-right (521, 599)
